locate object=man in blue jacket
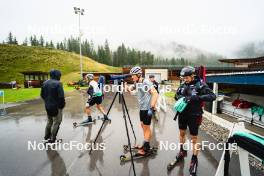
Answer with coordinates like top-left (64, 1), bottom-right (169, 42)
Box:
top-left (41, 69), bottom-right (65, 143)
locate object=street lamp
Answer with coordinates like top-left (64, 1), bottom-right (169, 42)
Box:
top-left (74, 7), bottom-right (85, 79)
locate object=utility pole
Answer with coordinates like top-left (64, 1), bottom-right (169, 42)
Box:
top-left (74, 7), bottom-right (85, 79)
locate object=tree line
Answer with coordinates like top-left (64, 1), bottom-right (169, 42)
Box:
top-left (2, 32), bottom-right (201, 67)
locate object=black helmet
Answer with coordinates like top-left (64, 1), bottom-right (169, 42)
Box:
top-left (180, 66), bottom-right (195, 77)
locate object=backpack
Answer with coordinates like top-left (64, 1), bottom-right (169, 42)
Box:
top-left (98, 75), bottom-right (105, 98)
top-left (98, 75), bottom-right (105, 90)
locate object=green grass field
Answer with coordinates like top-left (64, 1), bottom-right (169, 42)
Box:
top-left (0, 44), bottom-right (121, 84)
top-left (0, 88), bottom-right (42, 103)
top-left (0, 86), bottom-right (82, 103)
top-left (164, 91), bottom-right (175, 98)
top-left (0, 44), bottom-right (121, 103)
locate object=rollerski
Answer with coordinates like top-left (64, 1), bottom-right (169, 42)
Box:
top-left (167, 149), bottom-right (187, 171)
top-left (73, 118), bottom-right (96, 128)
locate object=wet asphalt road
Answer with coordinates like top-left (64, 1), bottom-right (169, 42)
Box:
top-left (0, 90), bottom-right (223, 176)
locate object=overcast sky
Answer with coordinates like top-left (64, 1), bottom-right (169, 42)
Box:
top-left (1, 0), bottom-right (264, 57)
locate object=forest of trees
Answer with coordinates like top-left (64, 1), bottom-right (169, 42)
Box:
top-left (2, 32), bottom-right (211, 67)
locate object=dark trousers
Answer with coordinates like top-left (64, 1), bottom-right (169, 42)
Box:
top-left (45, 109), bottom-right (63, 140)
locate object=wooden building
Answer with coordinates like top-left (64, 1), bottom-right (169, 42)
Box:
top-left (219, 56), bottom-right (264, 69)
top-left (21, 71), bottom-right (49, 88)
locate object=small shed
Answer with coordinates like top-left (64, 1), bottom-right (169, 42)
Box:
top-left (21, 71), bottom-right (49, 88)
top-left (123, 66), bottom-right (176, 81)
top-left (145, 69), bottom-right (168, 83)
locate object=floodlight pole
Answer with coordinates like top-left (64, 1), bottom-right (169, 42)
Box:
top-left (79, 12), bottom-right (82, 80)
top-left (74, 7), bottom-right (84, 79)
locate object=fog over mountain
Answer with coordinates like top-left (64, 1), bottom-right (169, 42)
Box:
top-left (235, 41), bottom-right (264, 58)
top-left (135, 39), bottom-right (264, 62)
top-left (133, 40), bottom-right (224, 66)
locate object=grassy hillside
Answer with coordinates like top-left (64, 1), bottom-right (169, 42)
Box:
top-left (0, 44), bottom-right (121, 83)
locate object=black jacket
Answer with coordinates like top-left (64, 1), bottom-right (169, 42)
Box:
top-left (175, 77), bottom-right (216, 116)
top-left (41, 70), bottom-right (65, 116)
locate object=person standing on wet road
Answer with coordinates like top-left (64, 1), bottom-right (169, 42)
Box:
top-left (174, 66), bottom-right (216, 175)
top-left (41, 69), bottom-right (65, 143)
top-left (126, 66), bottom-right (159, 156)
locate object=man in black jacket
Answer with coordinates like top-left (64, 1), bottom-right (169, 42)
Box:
top-left (41, 69), bottom-right (65, 143)
top-left (174, 66), bottom-right (216, 175)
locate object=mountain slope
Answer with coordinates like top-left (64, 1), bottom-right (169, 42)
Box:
top-left (0, 44), bottom-right (120, 83)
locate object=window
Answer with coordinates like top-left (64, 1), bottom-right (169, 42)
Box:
top-left (25, 75), bottom-right (29, 81)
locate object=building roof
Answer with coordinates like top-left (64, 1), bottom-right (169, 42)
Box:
top-left (20, 71), bottom-right (49, 75)
top-left (219, 56), bottom-right (264, 64)
top-left (206, 71), bottom-right (264, 86)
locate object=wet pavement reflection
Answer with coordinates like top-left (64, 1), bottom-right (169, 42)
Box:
top-left (0, 90), bottom-right (218, 176)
